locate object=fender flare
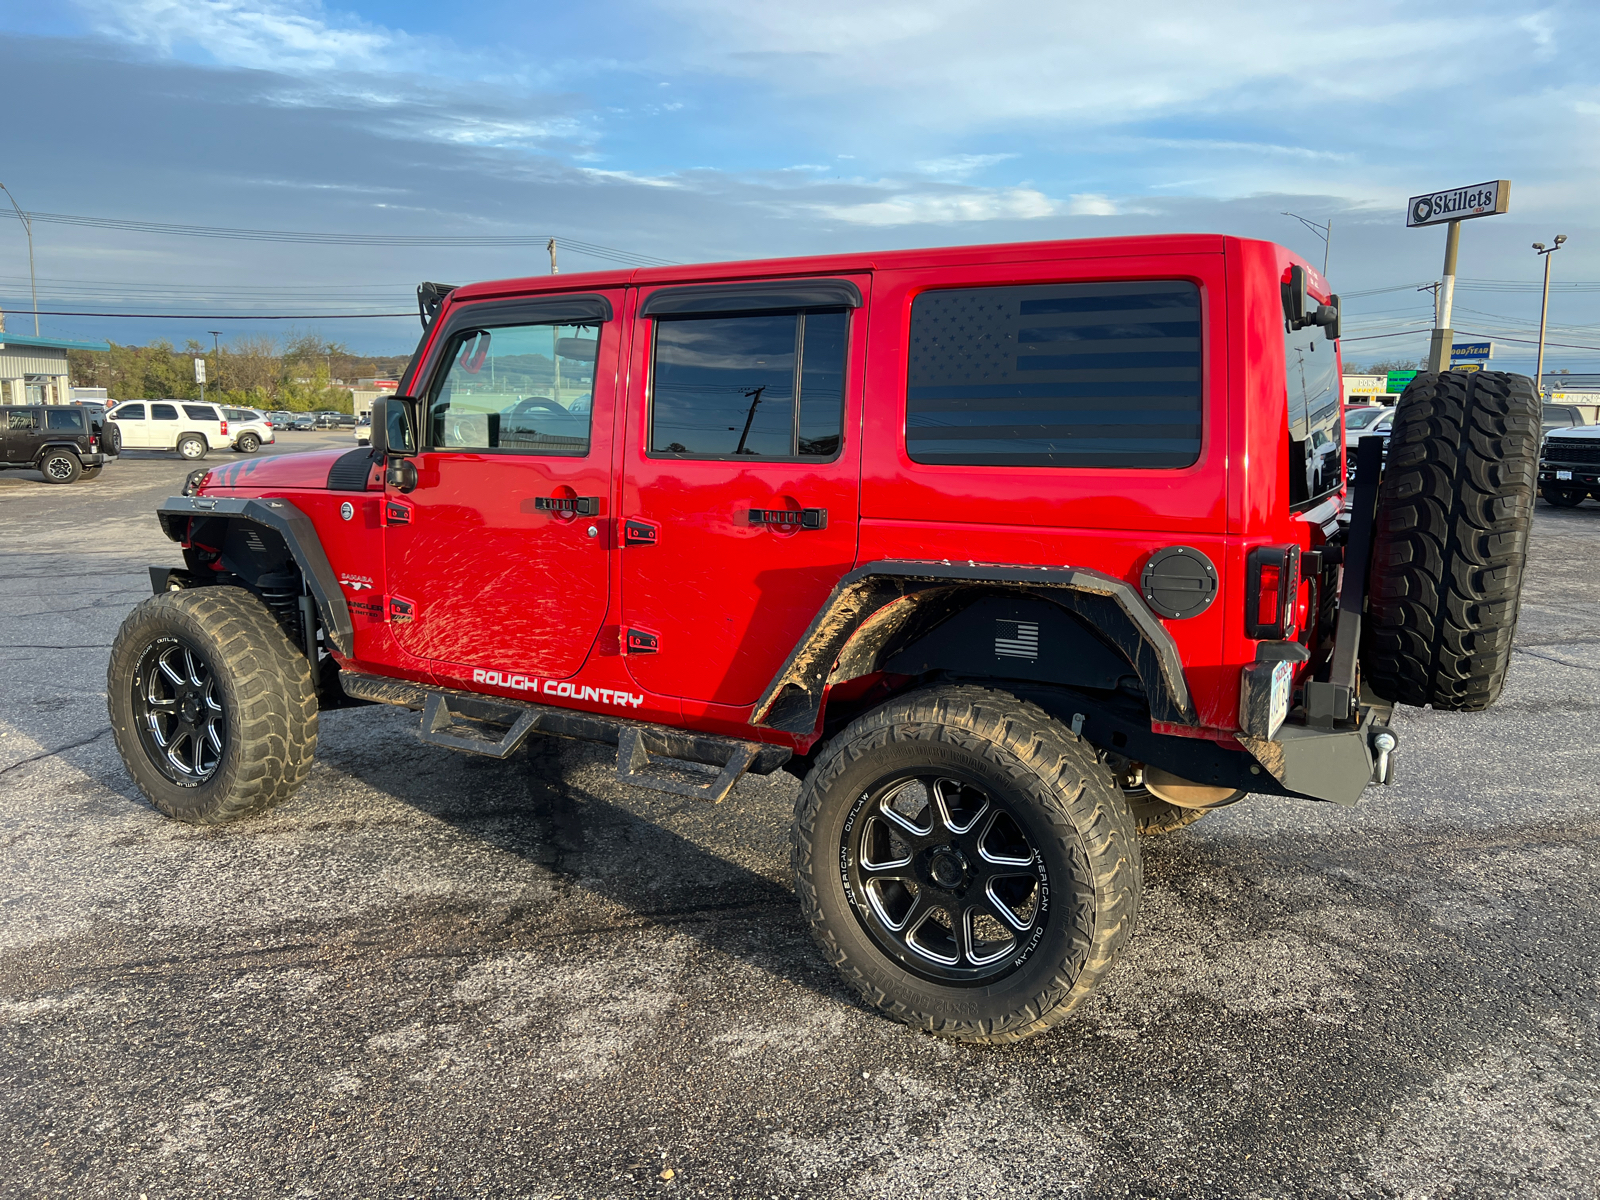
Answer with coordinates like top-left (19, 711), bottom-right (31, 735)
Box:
top-left (752, 560), bottom-right (1197, 735)
top-left (155, 495), bottom-right (354, 656)
top-left (33, 440), bottom-right (88, 464)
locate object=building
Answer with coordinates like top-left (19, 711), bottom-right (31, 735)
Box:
top-left (0, 329), bottom-right (111, 405)
top-left (349, 378), bottom-right (398, 418)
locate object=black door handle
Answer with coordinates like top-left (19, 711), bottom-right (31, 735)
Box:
top-left (748, 507), bottom-right (827, 530)
top-left (534, 495), bottom-right (603, 516)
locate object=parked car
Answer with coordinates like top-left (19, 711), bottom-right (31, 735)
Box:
top-left (0, 404), bottom-right (110, 482)
top-left (1538, 424), bottom-right (1600, 507)
top-left (1344, 404), bottom-right (1394, 448)
top-left (1542, 403), bottom-right (1592, 434)
top-left (219, 406), bottom-right (276, 454)
top-left (111, 238), bottom-right (1541, 1045)
top-left (291, 414), bottom-right (317, 432)
top-left (354, 414), bottom-right (372, 445)
top-left (107, 401), bottom-right (245, 460)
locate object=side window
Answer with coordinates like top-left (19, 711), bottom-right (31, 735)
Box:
top-left (1284, 324), bottom-right (1340, 507)
top-left (428, 322), bottom-right (598, 456)
top-left (46, 409), bottom-right (86, 432)
top-left (650, 309), bottom-right (847, 458)
top-left (117, 404), bottom-right (146, 420)
top-left (223, 408), bottom-right (249, 422)
top-left (7, 410), bottom-right (36, 431)
top-left (152, 404), bottom-right (178, 421)
top-left (906, 281), bottom-right (1202, 468)
top-left (183, 405), bottom-right (216, 422)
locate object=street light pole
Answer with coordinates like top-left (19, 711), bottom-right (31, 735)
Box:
top-left (1533, 235), bottom-right (1567, 393)
top-left (0, 182), bottom-right (39, 335)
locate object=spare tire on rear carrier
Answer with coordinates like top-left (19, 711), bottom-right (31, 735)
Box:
top-left (1362, 370), bottom-right (1540, 711)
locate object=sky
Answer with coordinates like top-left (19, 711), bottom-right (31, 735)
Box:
top-left (1, 0), bottom-right (1598, 374)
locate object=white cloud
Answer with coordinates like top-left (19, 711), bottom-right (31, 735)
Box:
top-left (1066, 193), bottom-right (1117, 217)
top-left (73, 0), bottom-right (401, 74)
top-left (915, 153), bottom-right (1018, 180)
top-left (813, 186), bottom-right (1061, 226)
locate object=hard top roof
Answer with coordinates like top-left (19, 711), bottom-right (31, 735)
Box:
top-left (447, 232), bottom-right (1263, 306)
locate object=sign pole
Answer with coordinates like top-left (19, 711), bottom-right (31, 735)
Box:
top-left (1427, 219), bottom-right (1461, 373)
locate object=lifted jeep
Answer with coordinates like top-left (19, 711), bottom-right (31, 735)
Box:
top-left (108, 236), bottom-right (1540, 1043)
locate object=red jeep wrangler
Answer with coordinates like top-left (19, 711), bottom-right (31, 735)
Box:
top-left (108, 235), bottom-right (1539, 1043)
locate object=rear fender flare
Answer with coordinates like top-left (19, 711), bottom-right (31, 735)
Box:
top-left (752, 560), bottom-right (1196, 736)
top-left (156, 495), bottom-right (354, 655)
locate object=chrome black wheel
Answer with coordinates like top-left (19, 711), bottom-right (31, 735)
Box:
top-left (132, 636), bottom-right (226, 786)
top-left (843, 772), bottom-right (1047, 985)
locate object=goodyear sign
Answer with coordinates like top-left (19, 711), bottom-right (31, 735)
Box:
top-left (1407, 180), bottom-right (1510, 227)
top-left (1451, 341), bottom-right (1493, 362)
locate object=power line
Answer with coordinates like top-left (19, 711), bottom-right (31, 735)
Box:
top-left (0, 208), bottom-right (677, 267)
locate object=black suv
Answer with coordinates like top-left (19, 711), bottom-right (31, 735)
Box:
top-left (0, 405), bottom-right (110, 483)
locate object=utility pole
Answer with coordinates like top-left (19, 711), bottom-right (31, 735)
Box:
top-left (1282, 212), bottom-right (1332, 276)
top-left (548, 238), bottom-right (559, 275)
top-left (0, 182), bottom-right (39, 335)
top-left (209, 330), bottom-right (223, 394)
top-left (1426, 220), bottom-right (1461, 373)
top-left (1533, 235), bottom-right (1568, 393)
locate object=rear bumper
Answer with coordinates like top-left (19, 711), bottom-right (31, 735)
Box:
top-left (1239, 696), bottom-right (1396, 806)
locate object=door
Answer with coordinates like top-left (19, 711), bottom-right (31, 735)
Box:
top-left (150, 402), bottom-right (181, 448)
top-left (384, 291), bottom-right (624, 678)
top-left (2, 408), bottom-right (39, 463)
top-left (111, 403), bottom-right (149, 447)
top-left (619, 276), bottom-right (868, 707)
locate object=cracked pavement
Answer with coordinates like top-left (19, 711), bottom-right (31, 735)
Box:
top-left (2, 439), bottom-right (1598, 1199)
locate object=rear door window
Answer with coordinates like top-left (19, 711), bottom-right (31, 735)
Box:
top-left (152, 404), bottom-right (178, 421)
top-left (650, 309), bottom-right (847, 459)
top-left (905, 281), bottom-right (1202, 467)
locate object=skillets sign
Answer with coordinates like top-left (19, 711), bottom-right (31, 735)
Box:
top-left (1406, 180), bottom-right (1510, 227)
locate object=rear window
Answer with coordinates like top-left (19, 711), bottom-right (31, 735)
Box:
top-left (45, 409), bottom-right (86, 432)
top-left (183, 405), bottom-right (218, 421)
top-left (905, 280), bottom-right (1203, 468)
top-left (1284, 324), bottom-right (1341, 507)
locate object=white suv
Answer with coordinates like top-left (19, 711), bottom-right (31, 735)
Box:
top-left (108, 401), bottom-right (274, 459)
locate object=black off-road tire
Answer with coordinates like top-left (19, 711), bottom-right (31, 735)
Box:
top-left (792, 684), bottom-right (1141, 1044)
top-left (108, 587), bottom-right (318, 823)
top-left (101, 421), bottom-right (121, 455)
top-left (39, 450), bottom-right (82, 484)
top-left (1541, 485), bottom-right (1587, 508)
top-left (79, 466), bottom-right (103, 480)
top-left (1362, 371), bottom-right (1539, 711)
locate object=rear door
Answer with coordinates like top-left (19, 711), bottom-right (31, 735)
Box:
top-left (618, 276), bottom-right (868, 708)
top-left (150, 402), bottom-right (181, 448)
top-left (384, 289), bottom-right (624, 679)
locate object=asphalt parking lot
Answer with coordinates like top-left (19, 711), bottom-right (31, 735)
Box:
top-left (2, 438), bottom-right (1598, 1200)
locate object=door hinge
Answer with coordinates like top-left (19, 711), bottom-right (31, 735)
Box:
top-left (384, 499), bottom-right (412, 526)
top-left (624, 518), bottom-right (659, 546)
top-left (625, 627), bottom-right (659, 654)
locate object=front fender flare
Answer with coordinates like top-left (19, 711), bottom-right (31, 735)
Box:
top-left (156, 495), bottom-right (354, 656)
top-left (752, 560), bottom-right (1197, 735)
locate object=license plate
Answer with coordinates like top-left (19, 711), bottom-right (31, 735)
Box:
top-left (1556, 470), bottom-right (1573, 481)
top-left (1269, 660), bottom-right (1292, 739)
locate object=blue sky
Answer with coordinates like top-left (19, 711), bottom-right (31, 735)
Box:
top-left (1, 0), bottom-right (1598, 372)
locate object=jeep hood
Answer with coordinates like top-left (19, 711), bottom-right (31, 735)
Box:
top-left (199, 447), bottom-right (370, 492)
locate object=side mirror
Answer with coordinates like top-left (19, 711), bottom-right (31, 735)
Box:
top-left (1314, 293), bottom-right (1341, 340)
top-left (1284, 264), bottom-right (1311, 329)
top-left (370, 395), bottom-right (418, 458)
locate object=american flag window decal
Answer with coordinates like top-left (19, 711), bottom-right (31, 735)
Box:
top-left (995, 620), bottom-right (1040, 660)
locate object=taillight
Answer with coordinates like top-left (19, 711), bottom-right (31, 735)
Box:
top-left (1245, 545), bottom-right (1301, 639)
top-left (221, 419), bottom-right (229, 435)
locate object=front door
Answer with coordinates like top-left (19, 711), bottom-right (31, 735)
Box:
top-left (384, 291), bottom-right (624, 679)
top-left (619, 277), bottom-right (868, 708)
top-left (110, 403), bottom-right (148, 448)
